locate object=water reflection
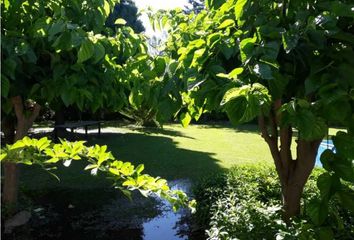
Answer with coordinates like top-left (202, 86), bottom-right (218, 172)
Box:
top-left (143, 179), bottom-right (191, 240)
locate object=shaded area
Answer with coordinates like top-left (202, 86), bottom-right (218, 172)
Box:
top-left (5, 130), bottom-right (225, 239)
top-left (92, 132), bottom-right (226, 181)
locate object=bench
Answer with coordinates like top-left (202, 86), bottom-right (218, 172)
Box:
top-left (54, 121), bottom-right (102, 139)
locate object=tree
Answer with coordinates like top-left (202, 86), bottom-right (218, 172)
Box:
top-left (119, 54), bottom-right (184, 127)
top-left (106, 0), bottom-right (145, 33)
top-left (1, 0), bottom-right (145, 208)
top-left (160, 0), bottom-right (354, 222)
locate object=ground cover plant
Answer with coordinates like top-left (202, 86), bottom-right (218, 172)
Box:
top-left (194, 165), bottom-right (354, 239)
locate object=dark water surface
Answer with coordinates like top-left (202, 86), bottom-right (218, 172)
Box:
top-left (4, 179), bottom-right (193, 240)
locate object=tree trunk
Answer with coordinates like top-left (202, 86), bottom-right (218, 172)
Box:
top-left (55, 107), bottom-right (65, 126)
top-left (54, 107), bottom-right (67, 138)
top-left (258, 108), bottom-right (321, 222)
top-left (1, 116), bottom-right (15, 145)
top-left (282, 182), bottom-right (303, 220)
top-left (2, 96), bottom-right (41, 211)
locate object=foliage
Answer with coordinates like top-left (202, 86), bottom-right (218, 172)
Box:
top-left (311, 131), bottom-right (354, 226)
top-left (0, 137), bottom-right (196, 212)
top-left (1, 0), bottom-right (146, 114)
top-left (161, 0), bottom-right (354, 138)
top-left (193, 166), bottom-right (354, 239)
top-left (119, 55), bottom-right (183, 126)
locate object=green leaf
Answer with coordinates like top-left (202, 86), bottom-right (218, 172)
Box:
top-left (318, 1), bottom-right (354, 18)
top-left (120, 188), bottom-right (132, 201)
top-left (235, 0), bottom-right (249, 25)
top-left (282, 31), bottom-right (299, 53)
top-left (3, 58), bottom-right (17, 80)
top-left (93, 42), bottom-right (105, 63)
top-left (61, 89), bottom-right (75, 107)
top-left (307, 199), bottom-right (328, 225)
top-left (114, 18), bottom-right (127, 25)
top-left (229, 67), bottom-right (244, 78)
top-left (154, 57), bottom-right (166, 76)
top-left (191, 48), bottom-right (206, 67)
top-left (316, 227), bottom-right (334, 240)
top-left (317, 173), bottom-right (340, 201)
top-left (77, 40), bottom-right (94, 63)
top-left (135, 164), bottom-right (144, 174)
top-left (103, 0), bottom-right (111, 16)
top-left (218, 19), bottom-right (235, 29)
top-left (52, 31), bottom-right (72, 50)
top-left (253, 63), bottom-right (273, 79)
top-left (240, 36), bottom-right (257, 63)
top-left (4, 0), bottom-right (9, 9)
top-left (333, 132), bottom-right (354, 159)
top-left (338, 189), bottom-right (354, 212)
top-left (207, 33), bottom-right (222, 48)
top-left (48, 20), bottom-right (65, 39)
top-left (0, 153), bottom-right (7, 161)
top-left (222, 84), bottom-right (270, 125)
top-left (180, 112), bottom-right (192, 128)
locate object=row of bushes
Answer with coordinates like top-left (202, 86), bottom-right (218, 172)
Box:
top-left (193, 165), bottom-right (354, 239)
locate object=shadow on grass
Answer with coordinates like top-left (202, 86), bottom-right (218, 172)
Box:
top-left (194, 122), bottom-right (260, 133)
top-left (132, 126), bottom-right (195, 139)
top-left (91, 132), bottom-right (225, 181)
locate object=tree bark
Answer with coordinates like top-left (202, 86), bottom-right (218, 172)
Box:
top-left (2, 96), bottom-right (41, 210)
top-left (258, 103), bottom-right (321, 222)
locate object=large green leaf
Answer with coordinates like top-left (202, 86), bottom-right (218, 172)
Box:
top-left (48, 20), bottom-right (65, 39)
top-left (224, 96), bottom-right (248, 125)
top-left (317, 173), bottom-right (340, 201)
top-left (93, 42), bottom-right (105, 63)
top-left (77, 40), bottom-right (94, 63)
top-left (61, 89), bottom-right (76, 107)
top-left (307, 199), bottom-right (328, 226)
top-left (222, 84), bottom-right (270, 125)
top-left (333, 132), bottom-right (354, 160)
top-left (52, 31), bottom-right (72, 50)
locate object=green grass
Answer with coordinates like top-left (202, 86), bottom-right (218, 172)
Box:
top-left (94, 123), bottom-right (273, 181)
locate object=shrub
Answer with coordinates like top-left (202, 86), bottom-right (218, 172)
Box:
top-left (193, 165), bottom-right (354, 240)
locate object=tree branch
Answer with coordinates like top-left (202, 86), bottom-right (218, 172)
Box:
top-left (258, 115), bottom-right (283, 178)
top-left (280, 126), bottom-right (293, 178)
top-left (11, 96), bottom-right (25, 122)
top-left (28, 103), bottom-right (41, 126)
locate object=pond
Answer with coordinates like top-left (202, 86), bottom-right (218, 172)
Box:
top-left (4, 179), bottom-right (193, 240)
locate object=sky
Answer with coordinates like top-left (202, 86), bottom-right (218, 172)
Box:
top-left (133, 0), bottom-right (189, 11)
top-left (133, 0), bottom-right (190, 37)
